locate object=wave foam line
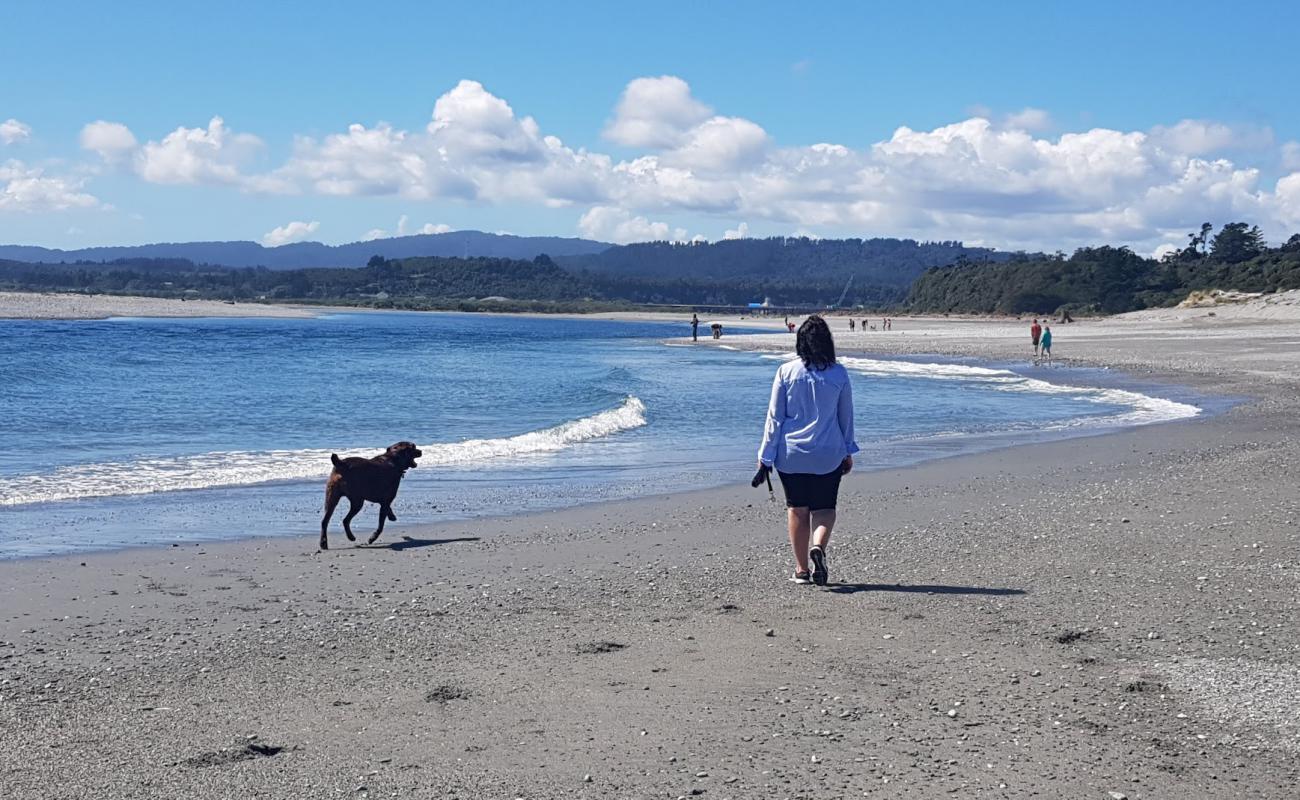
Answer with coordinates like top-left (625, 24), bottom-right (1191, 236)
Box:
top-left (834, 356), bottom-right (1200, 426)
top-left (0, 397), bottom-right (647, 507)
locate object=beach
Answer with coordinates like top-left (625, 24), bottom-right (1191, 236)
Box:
top-left (0, 292), bottom-right (320, 320)
top-left (3, 305), bottom-right (1300, 798)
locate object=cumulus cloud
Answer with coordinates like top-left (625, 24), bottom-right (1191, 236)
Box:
top-left (578, 205), bottom-right (686, 243)
top-left (136, 116), bottom-right (265, 186)
top-left (0, 119), bottom-right (32, 145)
top-left (723, 221), bottom-right (750, 240)
top-left (363, 215), bottom-right (455, 240)
top-left (37, 77), bottom-right (1300, 252)
top-left (667, 116), bottom-right (769, 171)
top-left (0, 161), bottom-right (99, 212)
top-left (603, 76), bottom-right (712, 149)
top-left (80, 120), bottom-right (139, 162)
top-left (429, 79), bottom-right (545, 162)
top-left (262, 220), bottom-right (320, 246)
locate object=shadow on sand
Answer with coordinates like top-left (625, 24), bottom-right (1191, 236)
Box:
top-left (826, 583), bottom-right (1026, 596)
top-left (366, 535), bottom-right (481, 551)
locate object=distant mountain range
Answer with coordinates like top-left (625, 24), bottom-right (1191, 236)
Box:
top-left (0, 230), bottom-right (612, 269)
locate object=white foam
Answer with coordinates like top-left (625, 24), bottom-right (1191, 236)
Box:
top-left (832, 356), bottom-right (1200, 427)
top-left (0, 397), bottom-right (647, 507)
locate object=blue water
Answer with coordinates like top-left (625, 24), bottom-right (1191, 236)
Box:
top-left (0, 312), bottom-right (1201, 557)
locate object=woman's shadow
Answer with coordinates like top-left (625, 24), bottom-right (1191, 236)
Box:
top-left (826, 583), bottom-right (1026, 596)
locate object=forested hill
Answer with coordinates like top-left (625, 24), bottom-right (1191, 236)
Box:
top-left (907, 225), bottom-right (1300, 315)
top-left (0, 230), bottom-right (610, 269)
top-left (563, 237), bottom-right (1010, 289)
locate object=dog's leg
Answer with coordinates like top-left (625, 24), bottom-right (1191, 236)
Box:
top-left (341, 498), bottom-right (363, 542)
top-left (367, 504), bottom-right (391, 545)
top-left (320, 487), bottom-right (342, 550)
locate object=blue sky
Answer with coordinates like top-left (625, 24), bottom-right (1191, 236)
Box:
top-left (3, 0), bottom-right (1299, 253)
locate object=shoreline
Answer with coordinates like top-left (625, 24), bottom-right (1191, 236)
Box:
top-left (0, 340), bottom-right (1219, 561)
top-left (3, 315), bottom-right (1299, 797)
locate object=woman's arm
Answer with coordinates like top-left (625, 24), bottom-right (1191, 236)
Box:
top-left (757, 369), bottom-right (786, 467)
top-left (838, 372), bottom-right (861, 458)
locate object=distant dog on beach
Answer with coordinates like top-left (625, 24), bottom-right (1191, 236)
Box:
top-left (319, 441), bottom-right (422, 550)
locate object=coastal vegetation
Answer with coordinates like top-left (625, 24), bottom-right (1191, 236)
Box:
top-left (905, 224), bottom-right (1300, 315)
top-left (2, 224), bottom-right (1297, 315)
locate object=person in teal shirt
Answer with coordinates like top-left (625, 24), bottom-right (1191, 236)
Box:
top-left (1039, 326), bottom-right (1053, 365)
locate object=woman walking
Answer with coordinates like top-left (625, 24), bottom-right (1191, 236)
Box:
top-left (757, 315), bottom-right (859, 585)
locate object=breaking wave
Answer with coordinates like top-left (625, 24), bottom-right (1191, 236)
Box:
top-left (835, 356), bottom-right (1201, 427)
top-left (0, 397), bottom-right (647, 507)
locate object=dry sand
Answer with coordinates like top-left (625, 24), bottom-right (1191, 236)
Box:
top-left (3, 308), bottom-right (1300, 799)
top-left (0, 292), bottom-right (320, 320)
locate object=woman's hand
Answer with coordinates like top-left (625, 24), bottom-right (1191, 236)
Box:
top-left (757, 460), bottom-right (768, 473)
top-left (840, 455), bottom-right (853, 475)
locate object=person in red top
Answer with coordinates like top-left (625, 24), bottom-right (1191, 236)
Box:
top-left (1030, 319), bottom-right (1042, 356)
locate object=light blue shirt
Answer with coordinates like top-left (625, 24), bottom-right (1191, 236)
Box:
top-left (758, 359), bottom-right (860, 475)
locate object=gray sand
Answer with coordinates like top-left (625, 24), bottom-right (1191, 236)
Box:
top-left (0, 291), bottom-right (319, 320)
top-left (2, 315), bottom-right (1299, 798)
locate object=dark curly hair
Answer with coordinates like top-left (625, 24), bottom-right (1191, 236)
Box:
top-left (796, 315), bottom-right (837, 370)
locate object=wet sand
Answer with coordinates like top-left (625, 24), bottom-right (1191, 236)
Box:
top-left (2, 311), bottom-right (1299, 798)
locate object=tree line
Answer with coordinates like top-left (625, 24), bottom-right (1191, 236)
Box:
top-left (905, 224), bottom-right (1300, 315)
top-left (3, 225), bottom-right (1297, 314)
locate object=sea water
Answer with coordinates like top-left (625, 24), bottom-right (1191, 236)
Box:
top-left (0, 312), bottom-right (1201, 557)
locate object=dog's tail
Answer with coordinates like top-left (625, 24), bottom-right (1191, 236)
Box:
top-left (330, 453), bottom-right (346, 471)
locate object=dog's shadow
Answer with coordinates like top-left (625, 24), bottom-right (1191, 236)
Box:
top-left (826, 583), bottom-right (1026, 596)
top-left (361, 535), bottom-right (481, 551)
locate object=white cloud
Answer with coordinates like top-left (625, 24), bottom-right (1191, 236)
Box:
top-left (577, 205), bottom-right (686, 244)
top-left (603, 75), bottom-right (712, 149)
top-left (667, 116), bottom-right (769, 171)
top-left (1149, 119), bottom-right (1274, 155)
top-left (723, 221), bottom-right (750, 240)
top-left (262, 220), bottom-right (320, 246)
top-left (36, 76), bottom-right (1300, 253)
top-left (136, 116), bottom-right (265, 186)
top-left (80, 120), bottom-right (139, 162)
top-left (0, 119), bottom-right (32, 145)
top-left (1004, 108), bottom-right (1052, 132)
top-left (429, 79), bottom-right (544, 162)
top-left (1151, 242), bottom-right (1180, 260)
top-left (1274, 173), bottom-right (1300, 227)
top-left (0, 160), bottom-right (99, 212)
top-left (364, 215), bottom-right (456, 240)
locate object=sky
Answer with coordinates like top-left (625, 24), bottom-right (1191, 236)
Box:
top-left (3, 0), bottom-right (1300, 256)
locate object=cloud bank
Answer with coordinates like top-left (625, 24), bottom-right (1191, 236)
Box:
top-left (10, 77), bottom-right (1300, 253)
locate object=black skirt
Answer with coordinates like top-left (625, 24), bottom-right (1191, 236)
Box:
top-left (777, 468), bottom-right (843, 511)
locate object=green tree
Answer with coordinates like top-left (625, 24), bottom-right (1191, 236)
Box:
top-left (1210, 222), bottom-right (1266, 263)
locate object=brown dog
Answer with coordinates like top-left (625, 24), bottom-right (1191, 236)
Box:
top-left (320, 441), bottom-right (422, 550)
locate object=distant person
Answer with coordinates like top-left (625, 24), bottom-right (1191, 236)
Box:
top-left (711, 322), bottom-right (723, 339)
top-left (691, 313), bottom-right (699, 342)
top-left (1039, 326), bottom-right (1053, 365)
top-left (1030, 319), bottom-right (1042, 356)
top-left (849, 319), bottom-right (855, 331)
top-left (757, 315), bottom-right (858, 587)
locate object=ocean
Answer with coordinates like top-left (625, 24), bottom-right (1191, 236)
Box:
top-left (0, 312), bottom-right (1202, 557)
